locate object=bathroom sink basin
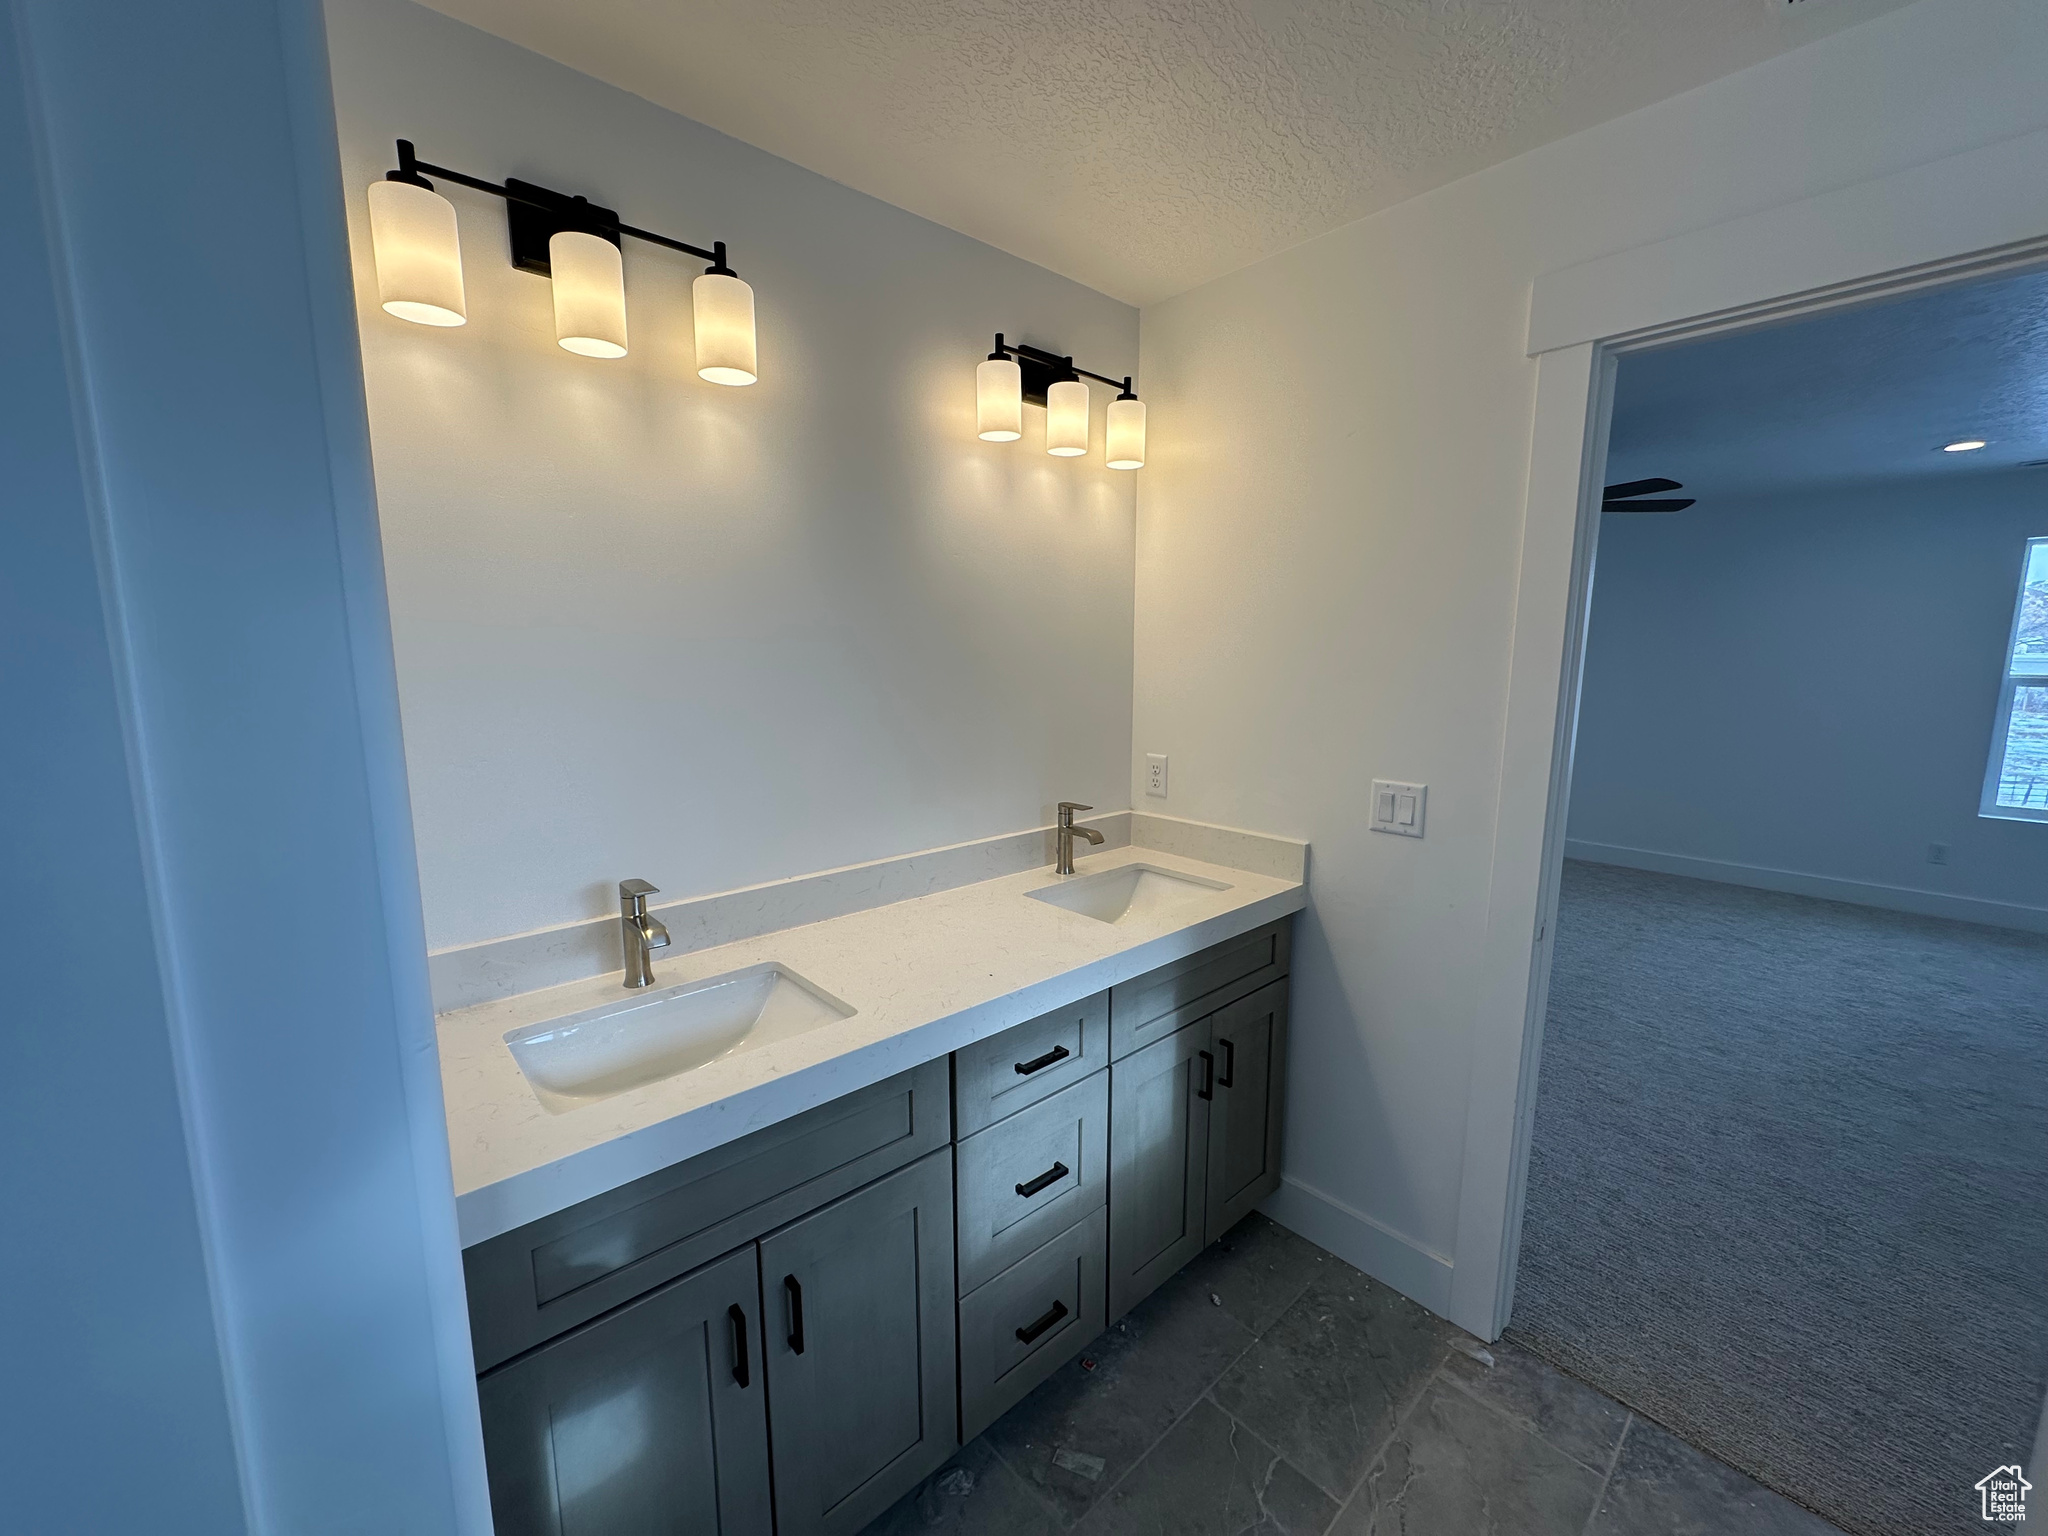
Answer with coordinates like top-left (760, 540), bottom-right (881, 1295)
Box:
top-left (1026, 863), bottom-right (1232, 925)
top-left (505, 964), bottom-right (855, 1112)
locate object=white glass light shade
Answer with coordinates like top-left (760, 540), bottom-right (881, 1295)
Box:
top-left (976, 358), bottom-right (1023, 441)
top-left (1046, 378), bottom-right (1090, 457)
top-left (550, 230), bottom-right (628, 358)
top-left (693, 272), bottom-right (758, 385)
top-left (1106, 397), bottom-right (1146, 470)
top-left (366, 180), bottom-right (466, 326)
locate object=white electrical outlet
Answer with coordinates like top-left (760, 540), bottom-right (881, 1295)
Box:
top-left (1145, 753), bottom-right (1168, 798)
top-left (1370, 780), bottom-right (1427, 838)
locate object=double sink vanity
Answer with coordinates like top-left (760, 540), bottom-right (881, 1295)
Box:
top-left (434, 821), bottom-right (1306, 1534)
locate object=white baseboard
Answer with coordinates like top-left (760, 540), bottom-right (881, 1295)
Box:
top-left (1260, 1175), bottom-right (1456, 1319)
top-left (1564, 840), bottom-right (2048, 935)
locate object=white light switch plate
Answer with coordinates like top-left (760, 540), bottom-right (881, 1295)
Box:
top-left (1145, 754), bottom-right (1168, 798)
top-left (1370, 780), bottom-right (1426, 838)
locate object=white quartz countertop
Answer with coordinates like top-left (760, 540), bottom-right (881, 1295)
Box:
top-left (437, 844), bottom-right (1306, 1247)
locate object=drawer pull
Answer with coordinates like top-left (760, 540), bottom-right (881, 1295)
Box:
top-left (1015, 1161), bottom-right (1070, 1199)
top-left (1015, 1299), bottom-right (1069, 1345)
top-left (1198, 1050), bottom-right (1215, 1101)
top-left (1217, 1036), bottom-right (1236, 1089)
top-left (728, 1304), bottom-right (750, 1388)
top-left (783, 1274), bottom-right (806, 1355)
top-left (1014, 1044), bottom-right (1071, 1076)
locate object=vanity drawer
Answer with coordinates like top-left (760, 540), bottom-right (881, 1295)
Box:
top-left (464, 1058), bottom-right (950, 1372)
top-left (952, 991), bottom-right (1109, 1136)
top-left (954, 1069), bottom-right (1108, 1294)
top-left (958, 1206), bottom-right (1107, 1442)
top-left (1109, 918), bottom-right (1290, 1060)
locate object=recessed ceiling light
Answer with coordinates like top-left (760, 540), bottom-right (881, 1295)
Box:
top-left (1942, 439), bottom-right (1988, 453)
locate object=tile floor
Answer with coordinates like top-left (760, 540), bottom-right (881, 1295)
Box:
top-left (861, 1214), bottom-right (1848, 1535)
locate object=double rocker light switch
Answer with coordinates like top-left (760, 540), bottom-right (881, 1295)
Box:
top-left (1370, 780), bottom-right (1426, 838)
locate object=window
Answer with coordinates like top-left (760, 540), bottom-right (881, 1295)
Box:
top-left (1983, 536), bottom-right (2048, 822)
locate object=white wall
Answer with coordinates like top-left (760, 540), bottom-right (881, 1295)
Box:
top-left (326, 0), bottom-right (1138, 953)
top-left (1, 15), bottom-right (247, 1528)
top-left (1568, 472), bottom-right (2048, 927)
top-left (1133, 0), bottom-right (2048, 1319)
top-left (7, 0), bottom-right (489, 1528)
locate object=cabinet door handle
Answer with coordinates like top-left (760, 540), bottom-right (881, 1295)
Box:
top-left (1217, 1036), bottom-right (1236, 1089)
top-left (1197, 1050), bottom-right (1215, 1101)
top-left (1015, 1161), bottom-right (1070, 1199)
top-left (783, 1274), bottom-right (805, 1355)
top-left (728, 1304), bottom-right (750, 1388)
top-left (1014, 1044), bottom-right (1071, 1076)
top-left (1015, 1299), bottom-right (1069, 1345)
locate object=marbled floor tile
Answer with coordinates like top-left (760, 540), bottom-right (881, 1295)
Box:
top-left (1210, 1265), bottom-right (1454, 1500)
top-left (1180, 1212), bottom-right (1334, 1339)
top-left (1071, 1398), bottom-right (1337, 1536)
top-left (859, 1435), bottom-right (1063, 1536)
top-left (1330, 1378), bottom-right (1607, 1535)
top-left (1589, 1419), bottom-right (1848, 1536)
top-left (984, 1266), bottom-right (1258, 1525)
top-left (1439, 1336), bottom-right (1631, 1474)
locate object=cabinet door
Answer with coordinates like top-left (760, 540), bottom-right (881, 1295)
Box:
top-left (761, 1148), bottom-right (957, 1536)
top-left (1204, 979), bottom-right (1289, 1242)
top-left (1108, 1015), bottom-right (1212, 1319)
top-left (477, 1243), bottom-right (771, 1536)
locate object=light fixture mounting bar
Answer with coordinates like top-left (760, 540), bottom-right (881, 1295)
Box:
top-left (384, 139), bottom-right (732, 277)
top-left (990, 335), bottom-right (1135, 407)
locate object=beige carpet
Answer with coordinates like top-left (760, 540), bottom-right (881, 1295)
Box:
top-left (1510, 861), bottom-right (2048, 1536)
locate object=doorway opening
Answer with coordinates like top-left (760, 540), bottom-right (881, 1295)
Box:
top-left (1509, 265), bottom-right (2048, 1535)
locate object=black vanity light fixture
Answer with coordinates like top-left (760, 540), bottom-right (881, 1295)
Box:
top-left (976, 335), bottom-right (1145, 469)
top-left (365, 139), bottom-right (758, 384)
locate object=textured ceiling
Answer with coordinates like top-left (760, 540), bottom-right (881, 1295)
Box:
top-left (413, 0), bottom-right (1913, 305)
top-left (1607, 264), bottom-right (2048, 502)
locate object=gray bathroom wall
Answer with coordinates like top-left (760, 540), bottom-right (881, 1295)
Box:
top-left (1568, 471), bottom-right (2048, 929)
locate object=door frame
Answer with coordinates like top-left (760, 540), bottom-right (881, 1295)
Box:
top-left (1447, 123), bottom-right (2048, 1339)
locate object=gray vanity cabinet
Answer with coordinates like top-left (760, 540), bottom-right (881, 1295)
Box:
top-left (476, 1242), bottom-right (773, 1536)
top-left (1203, 978), bottom-right (1290, 1240)
top-left (1107, 920), bottom-right (1293, 1320)
top-left (759, 1148), bottom-right (958, 1536)
top-left (464, 1062), bottom-right (955, 1536)
top-left (462, 921), bottom-right (1293, 1534)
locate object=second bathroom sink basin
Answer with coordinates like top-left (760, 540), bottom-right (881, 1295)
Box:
top-left (1026, 863), bottom-right (1233, 925)
top-left (504, 963), bottom-right (855, 1112)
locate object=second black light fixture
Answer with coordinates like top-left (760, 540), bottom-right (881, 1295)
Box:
top-left (976, 334), bottom-right (1145, 469)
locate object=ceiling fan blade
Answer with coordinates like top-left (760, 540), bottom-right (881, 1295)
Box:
top-left (1602, 477), bottom-right (1682, 500)
top-left (1601, 498), bottom-right (1695, 513)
